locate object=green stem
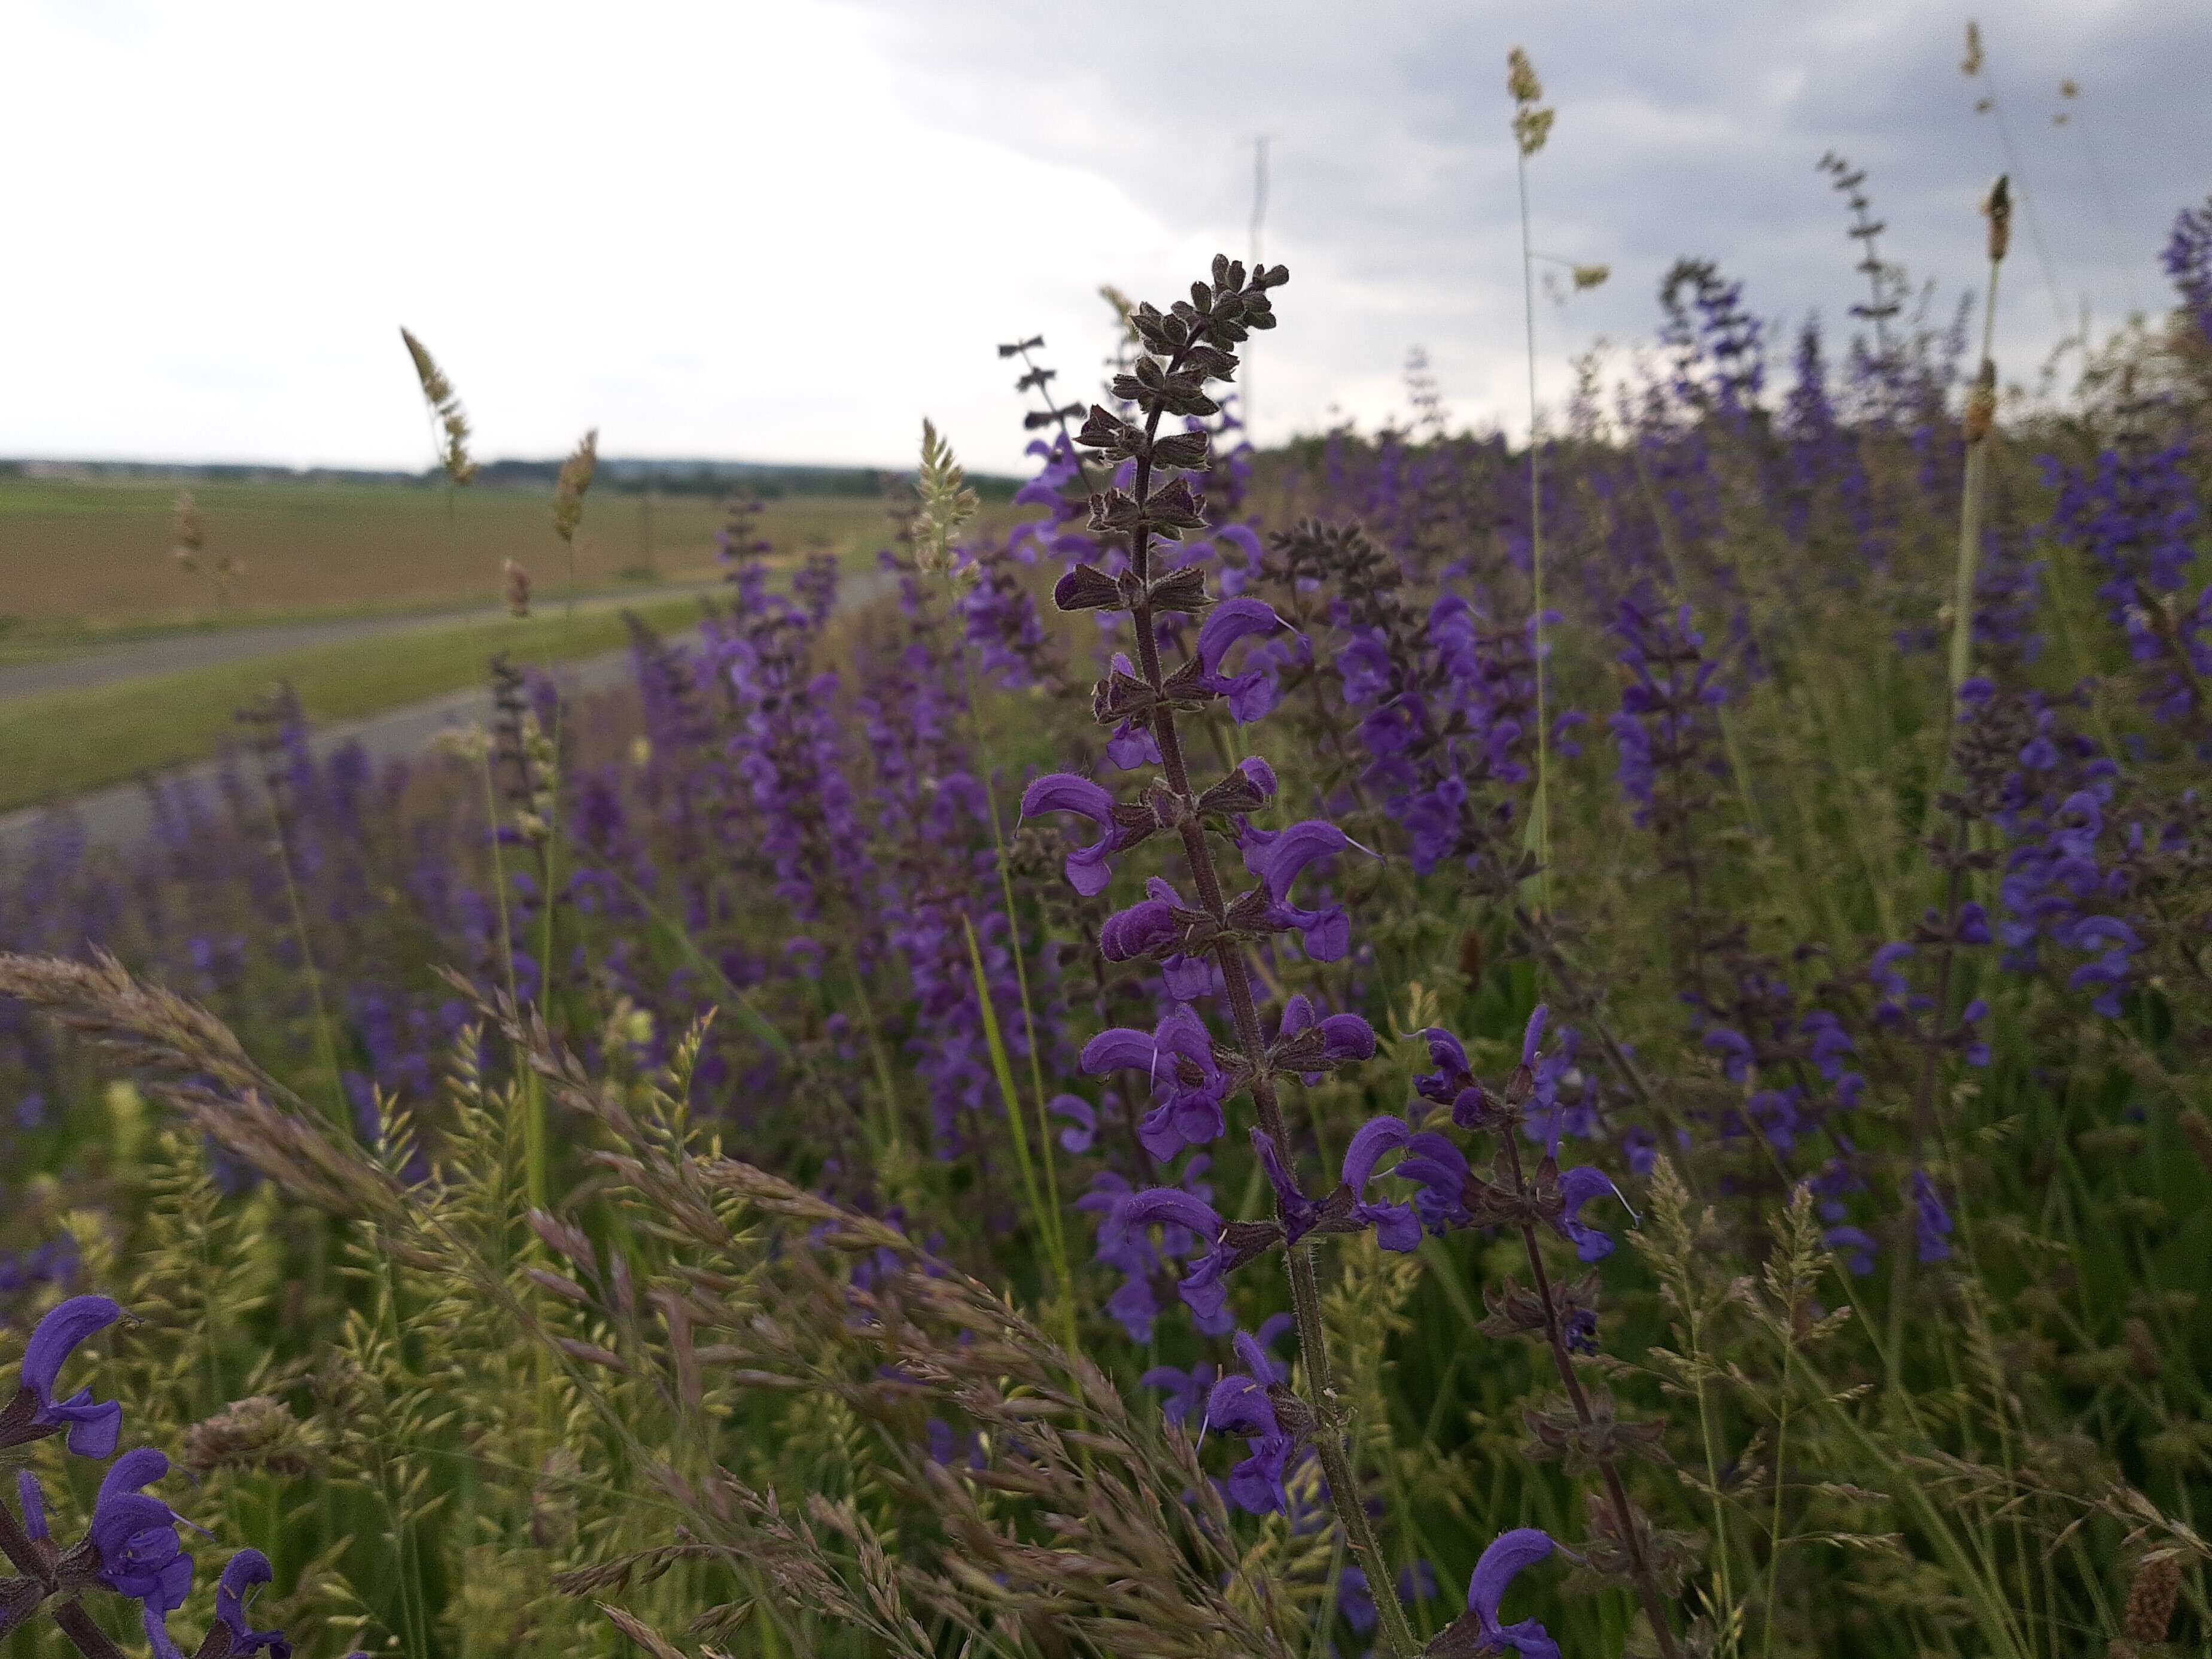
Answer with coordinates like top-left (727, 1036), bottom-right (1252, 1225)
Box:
top-left (1517, 144), bottom-right (1551, 913)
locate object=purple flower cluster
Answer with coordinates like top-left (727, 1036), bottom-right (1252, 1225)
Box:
top-left (2046, 432), bottom-right (2210, 749)
top-left (1, 1296), bottom-right (294, 1657)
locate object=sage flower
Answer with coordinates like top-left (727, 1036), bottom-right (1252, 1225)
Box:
top-left (10, 1293), bottom-right (124, 1457)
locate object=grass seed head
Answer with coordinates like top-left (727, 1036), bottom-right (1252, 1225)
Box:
top-left (553, 428), bottom-right (599, 545)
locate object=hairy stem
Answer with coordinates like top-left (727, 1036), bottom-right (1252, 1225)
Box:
top-left (1120, 331), bottom-right (1419, 1659)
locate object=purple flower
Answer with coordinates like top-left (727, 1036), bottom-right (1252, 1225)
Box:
top-left (1341, 1561), bottom-right (1441, 1637)
top-left (1203, 1329), bottom-right (1296, 1514)
top-left (1139, 1360), bottom-right (1219, 1427)
top-left (1255, 820), bottom-right (1365, 962)
top-left (17, 1470), bottom-right (46, 1542)
top-left (1520, 1005), bottom-right (1548, 1068)
top-left (1825, 1224), bottom-right (1879, 1276)
top-left (1099, 877), bottom-right (1213, 997)
top-left (14, 1293), bottom-right (124, 1457)
top-left (1046, 1093), bottom-right (1096, 1153)
top-left (1340, 1116), bottom-right (1422, 1251)
top-left (1910, 1169), bottom-right (1954, 1263)
top-left (1081, 1007), bottom-right (1233, 1160)
top-left (1415, 1027), bottom-right (1474, 1102)
top-left (1020, 773), bottom-right (1139, 897)
top-left (1275, 995), bottom-right (1377, 1081)
top-left (1250, 1128), bottom-right (1323, 1242)
top-left (92, 1449), bottom-right (197, 1627)
top-left (1455, 1528), bottom-right (1562, 1659)
top-left (1195, 598), bottom-right (1288, 722)
top-left (1391, 1131), bottom-right (1473, 1232)
top-left (1554, 1166), bottom-right (1626, 1262)
top-left (215, 1549), bottom-right (293, 1659)
top-left (1112, 1188), bottom-right (1230, 1325)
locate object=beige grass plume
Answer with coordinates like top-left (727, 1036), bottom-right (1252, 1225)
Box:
top-left (1507, 47), bottom-right (1554, 156)
top-left (552, 429), bottom-right (598, 545)
top-left (399, 326), bottom-right (479, 487)
top-left (1981, 173), bottom-right (2014, 266)
top-left (502, 557), bottom-right (533, 618)
top-left (168, 490), bottom-right (204, 572)
top-left (912, 418), bottom-right (979, 581)
top-left (168, 490), bottom-right (244, 603)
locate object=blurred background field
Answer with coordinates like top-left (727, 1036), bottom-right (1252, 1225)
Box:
top-left (0, 476), bottom-right (921, 638)
top-left (0, 479), bottom-right (1029, 812)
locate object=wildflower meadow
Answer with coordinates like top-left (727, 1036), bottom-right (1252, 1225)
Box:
top-left (4, 36), bottom-right (2212, 1659)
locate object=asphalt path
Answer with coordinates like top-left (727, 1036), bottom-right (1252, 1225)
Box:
top-left (0, 569), bottom-right (897, 858)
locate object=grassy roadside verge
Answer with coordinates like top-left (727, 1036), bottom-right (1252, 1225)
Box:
top-left (0, 594), bottom-right (714, 812)
top-left (0, 573), bottom-right (719, 668)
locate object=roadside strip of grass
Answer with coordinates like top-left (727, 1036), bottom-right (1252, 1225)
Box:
top-left (0, 571), bottom-right (722, 669)
top-left (0, 595), bottom-right (714, 812)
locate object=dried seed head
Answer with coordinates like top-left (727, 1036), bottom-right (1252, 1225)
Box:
top-left (400, 326), bottom-right (454, 408)
top-left (1962, 21), bottom-right (1985, 76)
top-left (1572, 263), bottom-right (1611, 291)
top-left (1507, 47), bottom-right (1542, 105)
top-left (181, 1393), bottom-right (326, 1477)
top-left (503, 557), bottom-right (533, 617)
top-left (2120, 1552), bottom-right (2181, 1645)
top-left (1507, 48), bottom-right (1554, 154)
top-left (912, 417), bottom-right (979, 577)
top-left (1981, 174), bottom-right (2013, 263)
top-left (1963, 363), bottom-right (1998, 445)
top-left (169, 490), bottom-right (205, 571)
top-left (400, 326), bottom-right (479, 486)
top-left (553, 429), bottom-right (598, 545)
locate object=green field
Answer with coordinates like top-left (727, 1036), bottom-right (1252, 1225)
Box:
top-left (0, 477), bottom-right (925, 634)
top-left (0, 477), bottom-right (978, 810)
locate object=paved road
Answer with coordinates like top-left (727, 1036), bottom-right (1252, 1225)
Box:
top-left (0, 569), bottom-right (898, 858)
top-left (0, 580), bottom-right (725, 702)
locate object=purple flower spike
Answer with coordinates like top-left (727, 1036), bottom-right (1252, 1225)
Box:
top-left (1555, 1166), bottom-right (1626, 1262)
top-left (1458, 1527), bottom-right (1562, 1659)
top-left (1020, 772), bottom-right (1129, 897)
top-left (17, 1293), bottom-right (125, 1457)
top-left (216, 1548), bottom-right (293, 1658)
top-left (1196, 597), bottom-right (1288, 723)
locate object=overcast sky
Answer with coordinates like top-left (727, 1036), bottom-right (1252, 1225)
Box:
top-left (4, 0), bottom-right (2205, 474)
